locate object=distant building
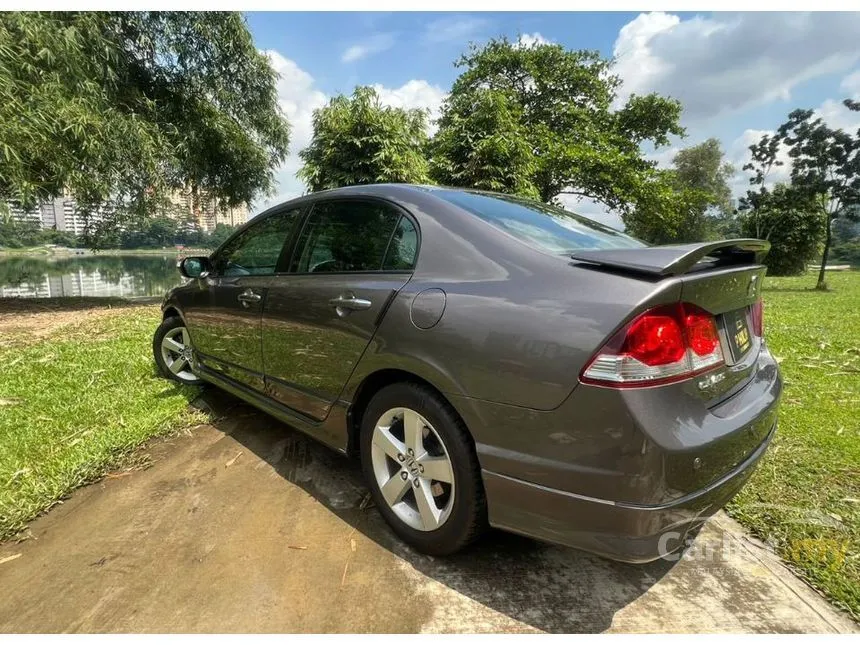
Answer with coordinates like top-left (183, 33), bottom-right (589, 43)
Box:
top-left (163, 186), bottom-right (249, 232)
top-left (4, 186), bottom-right (248, 236)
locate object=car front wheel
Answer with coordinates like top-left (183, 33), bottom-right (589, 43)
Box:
top-left (360, 382), bottom-right (487, 555)
top-left (152, 316), bottom-right (204, 386)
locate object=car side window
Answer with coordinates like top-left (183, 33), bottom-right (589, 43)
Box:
top-left (291, 201), bottom-right (407, 273)
top-left (382, 216), bottom-right (418, 270)
top-left (213, 208), bottom-right (300, 277)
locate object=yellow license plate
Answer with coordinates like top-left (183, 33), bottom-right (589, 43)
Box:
top-left (732, 315), bottom-right (751, 355)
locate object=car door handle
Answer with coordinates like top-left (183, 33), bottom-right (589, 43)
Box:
top-left (237, 289), bottom-right (262, 307)
top-left (329, 295), bottom-right (372, 311)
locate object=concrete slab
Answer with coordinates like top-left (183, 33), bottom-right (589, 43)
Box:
top-left (0, 394), bottom-right (855, 633)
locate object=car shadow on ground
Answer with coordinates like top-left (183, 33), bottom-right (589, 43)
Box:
top-left (192, 389), bottom-right (676, 633)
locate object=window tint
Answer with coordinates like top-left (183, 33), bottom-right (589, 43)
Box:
top-left (214, 208), bottom-right (299, 277)
top-left (382, 216), bottom-right (418, 270)
top-left (292, 201), bottom-right (406, 273)
top-left (433, 189), bottom-right (645, 254)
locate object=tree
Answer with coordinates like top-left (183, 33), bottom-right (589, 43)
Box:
top-left (0, 12), bottom-right (290, 243)
top-left (738, 183), bottom-right (823, 275)
top-left (431, 37), bottom-right (685, 215)
top-left (769, 100), bottom-right (860, 288)
top-left (738, 133), bottom-right (825, 275)
top-left (429, 89), bottom-right (539, 198)
top-left (298, 86), bottom-right (430, 191)
top-left (208, 223), bottom-right (236, 248)
top-left (831, 209), bottom-right (860, 265)
top-left (671, 138), bottom-right (736, 240)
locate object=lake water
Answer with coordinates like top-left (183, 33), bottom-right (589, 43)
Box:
top-left (0, 253), bottom-right (187, 299)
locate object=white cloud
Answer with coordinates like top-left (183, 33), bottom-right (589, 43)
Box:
top-left (612, 12), bottom-right (860, 122)
top-left (422, 15), bottom-right (489, 44)
top-left (341, 33), bottom-right (396, 63)
top-left (253, 51), bottom-right (445, 216)
top-left (819, 68), bottom-right (860, 131)
top-left (817, 98), bottom-right (860, 132)
top-left (840, 69), bottom-right (860, 97)
top-left (516, 32), bottom-right (551, 49)
top-left (372, 80), bottom-right (447, 134)
top-left (255, 50), bottom-right (328, 213)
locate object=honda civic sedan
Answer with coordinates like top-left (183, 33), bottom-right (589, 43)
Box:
top-left (154, 184), bottom-right (781, 561)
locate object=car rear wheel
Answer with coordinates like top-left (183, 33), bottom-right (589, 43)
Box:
top-left (360, 382), bottom-right (487, 555)
top-left (153, 316), bottom-right (204, 386)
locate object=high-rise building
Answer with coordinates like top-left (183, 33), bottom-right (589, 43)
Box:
top-left (3, 186), bottom-right (247, 236)
top-left (162, 186), bottom-right (249, 232)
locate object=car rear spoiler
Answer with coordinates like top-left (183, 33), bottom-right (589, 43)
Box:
top-left (569, 239), bottom-right (771, 277)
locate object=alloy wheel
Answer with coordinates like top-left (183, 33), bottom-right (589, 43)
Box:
top-left (370, 407), bottom-right (456, 532)
top-left (160, 326), bottom-right (198, 382)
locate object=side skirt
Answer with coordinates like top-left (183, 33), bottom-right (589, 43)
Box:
top-left (195, 362), bottom-right (350, 455)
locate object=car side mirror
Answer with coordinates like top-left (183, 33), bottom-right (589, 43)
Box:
top-left (178, 256), bottom-right (211, 279)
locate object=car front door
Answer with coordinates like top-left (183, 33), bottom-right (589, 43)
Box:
top-left (261, 199), bottom-right (419, 421)
top-left (185, 207), bottom-right (301, 392)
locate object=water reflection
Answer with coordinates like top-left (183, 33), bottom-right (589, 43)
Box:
top-left (0, 254), bottom-right (185, 299)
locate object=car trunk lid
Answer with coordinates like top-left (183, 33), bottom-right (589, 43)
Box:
top-left (572, 239), bottom-right (769, 406)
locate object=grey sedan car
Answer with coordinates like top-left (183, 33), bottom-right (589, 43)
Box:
top-left (153, 184), bottom-right (781, 561)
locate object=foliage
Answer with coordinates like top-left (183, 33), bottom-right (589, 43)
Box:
top-left (672, 138), bottom-right (735, 215)
top-left (431, 37), bottom-right (685, 220)
top-left (624, 139), bottom-right (737, 245)
top-left (299, 86), bottom-right (430, 192)
top-left (0, 212), bottom-right (78, 249)
top-left (0, 12), bottom-right (290, 243)
top-left (738, 183), bottom-right (824, 275)
top-left (831, 214), bottom-right (860, 265)
top-left (670, 138), bottom-right (736, 241)
top-left (729, 270), bottom-right (860, 620)
top-left (429, 89), bottom-right (539, 198)
top-left (760, 100), bottom-right (860, 288)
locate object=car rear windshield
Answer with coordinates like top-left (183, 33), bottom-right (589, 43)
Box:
top-left (433, 189), bottom-right (645, 254)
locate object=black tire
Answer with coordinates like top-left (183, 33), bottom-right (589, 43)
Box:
top-left (360, 382), bottom-right (487, 556)
top-left (152, 316), bottom-right (204, 386)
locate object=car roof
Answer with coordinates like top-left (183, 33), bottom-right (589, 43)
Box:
top-left (253, 184), bottom-right (489, 218)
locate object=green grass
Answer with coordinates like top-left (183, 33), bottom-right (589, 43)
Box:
top-left (0, 303), bottom-right (205, 540)
top-left (728, 270), bottom-right (860, 620)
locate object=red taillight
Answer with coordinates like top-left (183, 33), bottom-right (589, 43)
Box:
top-left (623, 313), bottom-right (685, 366)
top-left (686, 310), bottom-right (720, 356)
top-left (581, 302), bottom-right (725, 388)
top-left (751, 299), bottom-right (763, 337)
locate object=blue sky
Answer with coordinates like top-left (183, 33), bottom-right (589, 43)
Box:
top-left (246, 11), bottom-right (860, 228)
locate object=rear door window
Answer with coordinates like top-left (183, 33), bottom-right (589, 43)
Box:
top-left (291, 200), bottom-right (415, 273)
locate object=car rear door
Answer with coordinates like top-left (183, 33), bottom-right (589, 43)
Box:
top-left (261, 198), bottom-right (419, 421)
top-left (185, 207), bottom-right (302, 392)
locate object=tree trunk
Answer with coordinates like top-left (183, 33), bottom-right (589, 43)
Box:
top-left (815, 214), bottom-right (832, 291)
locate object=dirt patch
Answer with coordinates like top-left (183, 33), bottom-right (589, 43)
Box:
top-left (0, 297), bottom-right (159, 348)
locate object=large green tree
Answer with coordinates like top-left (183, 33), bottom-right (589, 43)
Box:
top-left (430, 37), bottom-right (685, 216)
top-left (738, 183), bottom-right (823, 275)
top-left (298, 86), bottom-right (430, 191)
top-left (774, 100), bottom-right (860, 289)
top-left (628, 138), bottom-right (737, 244)
top-left (0, 12), bottom-right (290, 242)
top-left (671, 138), bottom-right (736, 240)
top-left (738, 133), bottom-right (825, 276)
top-left (429, 89), bottom-right (539, 198)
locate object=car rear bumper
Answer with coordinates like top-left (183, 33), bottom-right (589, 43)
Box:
top-left (482, 421), bottom-right (775, 563)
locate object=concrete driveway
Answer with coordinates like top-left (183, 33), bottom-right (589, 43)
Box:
top-left (0, 392), bottom-right (855, 633)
